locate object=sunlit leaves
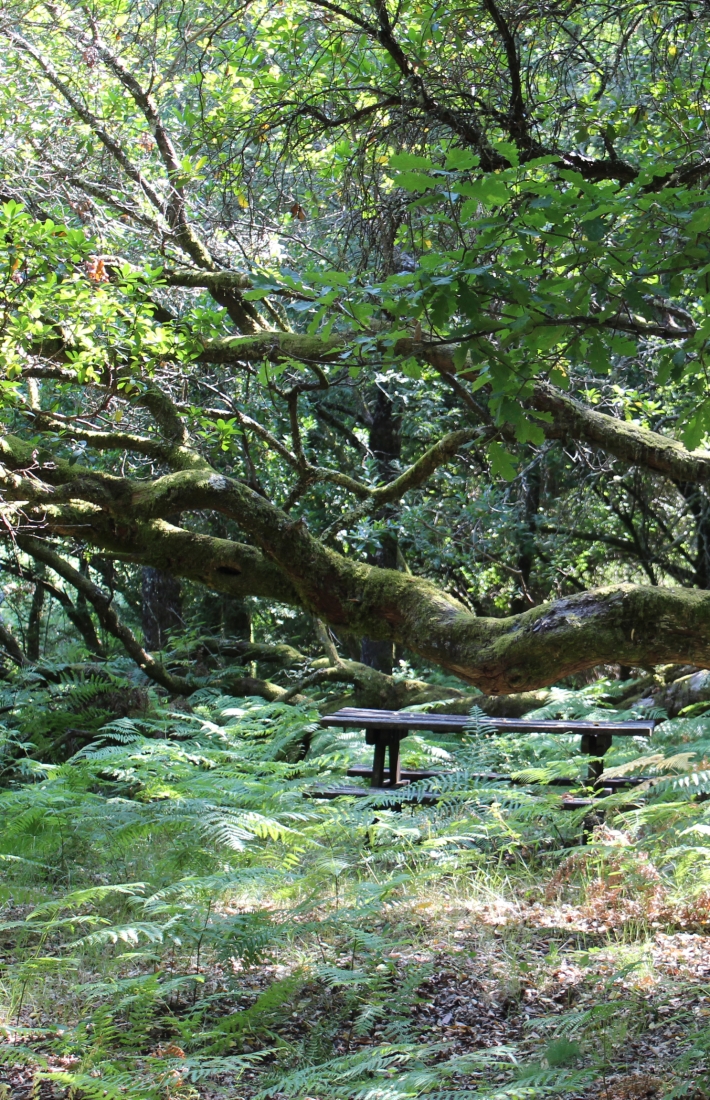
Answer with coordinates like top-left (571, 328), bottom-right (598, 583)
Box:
top-left (0, 204), bottom-right (186, 387)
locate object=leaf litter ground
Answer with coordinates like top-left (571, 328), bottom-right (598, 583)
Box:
top-left (5, 865), bottom-right (710, 1100)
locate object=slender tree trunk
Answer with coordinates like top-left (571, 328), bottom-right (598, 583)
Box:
top-left (198, 590), bottom-right (252, 639)
top-left (75, 556), bottom-right (93, 637)
top-left (142, 567), bottom-right (183, 650)
top-left (360, 388), bottom-right (402, 675)
top-left (510, 460), bottom-right (541, 614)
top-left (26, 566), bottom-right (45, 661)
top-left (65, 556), bottom-right (105, 656)
top-left (679, 484), bottom-right (710, 589)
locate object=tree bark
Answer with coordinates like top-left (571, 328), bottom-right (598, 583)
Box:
top-left (47, 583), bottom-right (105, 656)
top-left (0, 617), bottom-right (27, 666)
top-left (7, 461), bottom-right (710, 691)
top-left (510, 458), bottom-right (541, 614)
top-left (361, 387), bottom-right (402, 674)
top-left (26, 566), bottom-right (45, 662)
top-left (6, 559), bottom-right (105, 657)
top-left (652, 669), bottom-right (710, 717)
top-left (141, 566), bottom-right (183, 650)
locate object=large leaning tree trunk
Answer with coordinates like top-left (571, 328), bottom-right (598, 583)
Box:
top-left (7, 353), bottom-right (710, 697)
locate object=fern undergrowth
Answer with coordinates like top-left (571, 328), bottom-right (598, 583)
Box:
top-left (0, 671), bottom-right (708, 1097)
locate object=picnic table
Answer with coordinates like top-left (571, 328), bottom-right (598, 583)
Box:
top-left (319, 706), bottom-right (656, 791)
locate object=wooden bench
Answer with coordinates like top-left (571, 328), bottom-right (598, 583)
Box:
top-left (319, 707), bottom-right (656, 791)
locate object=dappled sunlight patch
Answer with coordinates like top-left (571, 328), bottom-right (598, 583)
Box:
top-left (601, 1072), bottom-right (669, 1099)
top-left (650, 932), bottom-right (710, 980)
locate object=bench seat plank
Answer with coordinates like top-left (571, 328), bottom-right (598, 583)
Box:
top-left (321, 707), bottom-right (655, 738)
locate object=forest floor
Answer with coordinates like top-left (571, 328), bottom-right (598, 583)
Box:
top-left (225, 873), bottom-right (710, 1100)
top-left (1, 687), bottom-right (710, 1099)
top-left (5, 858), bottom-right (708, 1100)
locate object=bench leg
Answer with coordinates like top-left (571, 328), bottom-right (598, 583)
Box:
top-left (366, 727), bottom-right (405, 788)
top-left (388, 736), bottom-right (401, 786)
top-left (581, 732), bottom-right (613, 783)
top-left (372, 739), bottom-right (387, 787)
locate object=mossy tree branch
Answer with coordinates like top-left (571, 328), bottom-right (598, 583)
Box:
top-left (10, 325), bottom-right (710, 692)
top-left (192, 331), bottom-right (710, 487)
top-left (0, 618), bottom-right (28, 667)
top-left (4, 456), bottom-right (710, 690)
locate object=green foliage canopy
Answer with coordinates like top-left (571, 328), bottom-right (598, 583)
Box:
top-left (2, 0), bottom-right (710, 686)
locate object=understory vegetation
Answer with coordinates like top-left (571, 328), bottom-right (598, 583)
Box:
top-left (7, 0), bottom-right (710, 1094)
top-left (1, 667), bottom-right (710, 1099)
